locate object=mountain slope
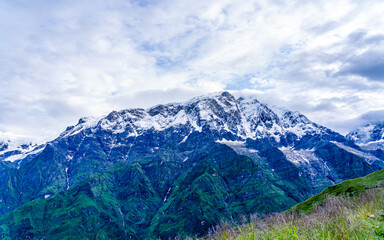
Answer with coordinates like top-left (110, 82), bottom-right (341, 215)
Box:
top-left (0, 146), bottom-right (297, 239)
top-left (208, 169), bottom-right (384, 240)
top-left (0, 162), bottom-right (160, 239)
top-left (292, 168), bottom-right (384, 213)
top-left (347, 122), bottom-right (384, 148)
top-left (0, 91), bottom-right (382, 239)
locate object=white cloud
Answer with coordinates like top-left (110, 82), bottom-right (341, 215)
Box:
top-left (1, 0), bottom-right (384, 142)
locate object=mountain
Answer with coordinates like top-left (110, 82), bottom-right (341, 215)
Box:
top-left (347, 122), bottom-right (384, 163)
top-left (0, 91), bottom-right (383, 239)
top-left (347, 122), bottom-right (384, 161)
top-left (0, 133), bottom-right (41, 170)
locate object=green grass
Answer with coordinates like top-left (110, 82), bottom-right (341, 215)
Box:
top-left (207, 169), bottom-right (384, 240)
top-left (207, 189), bottom-right (384, 240)
top-left (293, 169), bottom-right (384, 213)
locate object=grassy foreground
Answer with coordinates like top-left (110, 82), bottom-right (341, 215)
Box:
top-left (205, 170), bottom-right (384, 240)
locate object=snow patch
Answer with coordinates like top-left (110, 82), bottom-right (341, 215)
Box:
top-left (2, 146), bottom-right (45, 162)
top-left (216, 139), bottom-right (252, 155)
top-left (179, 135), bottom-right (189, 144)
top-left (65, 167), bottom-right (70, 190)
top-left (216, 139), bottom-right (246, 147)
top-left (358, 139), bottom-right (384, 146)
top-left (61, 116), bottom-right (100, 137)
top-left (0, 132), bottom-right (38, 151)
top-left (279, 146), bottom-right (318, 165)
top-left (163, 187), bottom-right (172, 202)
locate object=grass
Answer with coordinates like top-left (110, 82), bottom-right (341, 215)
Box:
top-left (205, 173), bottom-right (384, 240)
top-left (293, 169), bottom-right (384, 213)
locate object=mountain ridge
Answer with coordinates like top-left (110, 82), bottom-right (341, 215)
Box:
top-left (0, 91), bottom-right (382, 239)
top-left (57, 91), bottom-right (339, 143)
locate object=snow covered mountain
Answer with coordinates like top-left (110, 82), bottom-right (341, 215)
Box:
top-left (347, 122), bottom-right (384, 151)
top-left (0, 133), bottom-right (42, 163)
top-left (54, 91), bottom-right (382, 175)
top-left (60, 91), bottom-right (335, 143)
top-left (0, 91), bottom-right (383, 239)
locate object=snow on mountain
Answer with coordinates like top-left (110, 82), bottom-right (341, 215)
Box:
top-left (347, 122), bottom-right (384, 150)
top-left (2, 146), bottom-right (45, 163)
top-left (2, 90), bottom-right (380, 182)
top-left (60, 116), bottom-right (101, 138)
top-left (0, 132), bottom-right (34, 150)
top-left (279, 146), bottom-right (317, 165)
top-left (58, 91), bottom-right (333, 144)
top-left (0, 132), bottom-right (42, 162)
top-left (50, 91), bottom-right (382, 178)
top-left (2, 91), bottom-right (378, 171)
top-left (237, 96), bottom-right (331, 141)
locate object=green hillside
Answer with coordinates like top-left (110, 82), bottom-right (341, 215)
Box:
top-left (208, 169), bottom-right (384, 240)
top-left (1, 148), bottom-right (383, 239)
top-left (292, 169), bottom-right (384, 213)
top-left (0, 146), bottom-right (306, 240)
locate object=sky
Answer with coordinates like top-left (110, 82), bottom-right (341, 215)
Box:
top-left (1, 0), bottom-right (384, 142)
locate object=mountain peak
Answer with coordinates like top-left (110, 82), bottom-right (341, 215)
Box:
top-left (182, 91), bottom-right (236, 105)
top-left (0, 132), bottom-right (36, 150)
top-left (54, 91), bottom-right (336, 146)
top-left (0, 132), bottom-right (41, 162)
top-left (347, 121), bottom-right (384, 150)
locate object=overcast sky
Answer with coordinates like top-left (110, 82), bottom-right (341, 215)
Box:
top-left (1, 0), bottom-right (384, 142)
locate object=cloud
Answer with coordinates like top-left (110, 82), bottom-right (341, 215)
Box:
top-left (329, 110), bottom-right (384, 134)
top-left (359, 110), bottom-right (384, 122)
top-left (1, 0), bottom-right (384, 140)
top-left (336, 50), bottom-right (384, 81)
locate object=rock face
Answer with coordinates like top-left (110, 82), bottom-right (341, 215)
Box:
top-left (0, 92), bottom-right (383, 239)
